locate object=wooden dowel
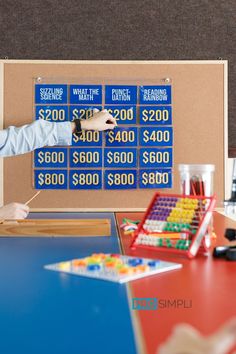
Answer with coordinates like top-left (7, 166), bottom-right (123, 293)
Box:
top-left (25, 191), bottom-right (41, 206)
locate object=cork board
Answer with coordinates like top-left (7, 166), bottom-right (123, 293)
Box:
top-left (1, 61), bottom-right (227, 210)
top-left (1, 0), bottom-right (235, 152)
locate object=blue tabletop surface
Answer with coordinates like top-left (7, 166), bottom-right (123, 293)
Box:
top-left (0, 213), bottom-right (137, 354)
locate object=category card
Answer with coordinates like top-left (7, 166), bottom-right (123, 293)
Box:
top-left (35, 105), bottom-right (68, 122)
top-left (104, 148), bottom-right (137, 168)
top-left (104, 170), bottom-right (137, 189)
top-left (34, 148), bottom-right (68, 168)
top-left (105, 127), bottom-right (138, 147)
top-left (70, 148), bottom-right (103, 168)
top-left (72, 131), bottom-right (102, 147)
top-left (139, 148), bottom-right (173, 168)
top-left (104, 105), bottom-right (137, 124)
top-left (35, 85), bottom-right (68, 104)
top-left (70, 85), bottom-right (102, 104)
top-left (139, 106), bottom-right (172, 125)
top-left (139, 169), bottom-right (172, 188)
top-left (139, 85), bottom-right (172, 105)
top-left (69, 170), bottom-right (102, 189)
top-left (35, 169), bottom-right (68, 189)
top-left (105, 86), bottom-right (137, 104)
top-left (139, 127), bottom-right (173, 147)
top-left (69, 106), bottom-right (102, 121)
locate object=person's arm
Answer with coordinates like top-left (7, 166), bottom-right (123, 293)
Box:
top-left (0, 110), bottom-right (116, 157)
top-left (0, 110), bottom-right (117, 219)
top-left (0, 119), bottom-right (73, 157)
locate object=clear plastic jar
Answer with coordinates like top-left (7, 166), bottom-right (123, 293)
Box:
top-left (178, 164), bottom-right (216, 247)
top-left (178, 164), bottom-right (215, 197)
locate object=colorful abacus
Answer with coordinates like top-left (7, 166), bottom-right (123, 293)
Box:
top-left (130, 193), bottom-right (216, 258)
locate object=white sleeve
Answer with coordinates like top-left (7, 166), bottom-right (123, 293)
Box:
top-left (0, 119), bottom-right (72, 157)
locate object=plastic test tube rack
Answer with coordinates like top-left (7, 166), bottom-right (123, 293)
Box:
top-left (130, 193), bottom-right (216, 258)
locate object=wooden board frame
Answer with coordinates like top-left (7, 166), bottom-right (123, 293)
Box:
top-left (0, 60), bottom-right (229, 211)
top-left (0, 218), bottom-right (111, 237)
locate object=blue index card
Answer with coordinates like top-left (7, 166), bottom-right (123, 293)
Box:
top-left (105, 85), bottom-right (137, 104)
top-left (104, 105), bottom-right (137, 124)
top-left (104, 148), bottom-right (137, 168)
top-left (139, 85), bottom-right (172, 105)
top-left (104, 169), bottom-right (137, 190)
top-left (70, 85), bottom-right (102, 104)
top-left (34, 170), bottom-right (68, 189)
top-left (35, 106), bottom-right (68, 122)
top-left (69, 106), bottom-right (102, 121)
top-left (69, 148), bottom-right (103, 168)
top-left (140, 106), bottom-right (172, 125)
top-left (72, 131), bottom-right (103, 147)
top-left (69, 170), bottom-right (102, 190)
top-left (34, 148), bottom-right (68, 168)
top-left (139, 148), bottom-right (173, 168)
top-left (105, 127), bottom-right (138, 147)
top-left (139, 127), bottom-right (173, 147)
top-left (35, 85), bottom-right (68, 104)
top-left (139, 169), bottom-right (172, 189)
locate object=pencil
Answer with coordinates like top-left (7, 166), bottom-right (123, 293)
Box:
top-left (25, 191), bottom-right (41, 206)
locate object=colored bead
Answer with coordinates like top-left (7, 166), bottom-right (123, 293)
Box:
top-left (92, 253), bottom-right (106, 259)
top-left (148, 260), bottom-right (160, 267)
top-left (73, 259), bottom-right (86, 267)
top-left (136, 265), bottom-right (149, 272)
top-left (87, 264), bottom-right (101, 271)
top-left (105, 261), bottom-right (117, 268)
top-left (128, 258), bottom-right (143, 266)
top-left (118, 266), bottom-right (131, 275)
top-left (59, 262), bottom-right (71, 270)
top-left (116, 264), bottom-right (124, 269)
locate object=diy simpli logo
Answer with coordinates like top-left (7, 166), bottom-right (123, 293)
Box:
top-left (132, 297), bottom-right (192, 310)
top-left (132, 298), bottom-right (158, 310)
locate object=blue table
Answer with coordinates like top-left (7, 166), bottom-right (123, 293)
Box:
top-left (0, 213), bottom-right (137, 354)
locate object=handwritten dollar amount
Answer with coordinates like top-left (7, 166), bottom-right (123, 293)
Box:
top-left (142, 151), bottom-right (170, 164)
top-left (72, 151), bottom-right (100, 164)
top-left (107, 173), bottom-right (135, 186)
top-left (142, 130), bottom-right (170, 143)
top-left (37, 151), bottom-right (65, 164)
top-left (38, 108), bottom-right (66, 121)
top-left (73, 131), bottom-right (100, 143)
top-left (37, 173), bottom-right (65, 186)
top-left (141, 172), bottom-right (169, 185)
top-left (107, 130), bottom-right (135, 144)
top-left (141, 109), bottom-right (169, 122)
top-left (106, 151), bottom-right (134, 164)
top-left (107, 108), bottom-right (133, 121)
top-left (72, 173), bottom-right (100, 186)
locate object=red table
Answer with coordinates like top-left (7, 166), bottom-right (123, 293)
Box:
top-left (116, 211), bottom-right (236, 354)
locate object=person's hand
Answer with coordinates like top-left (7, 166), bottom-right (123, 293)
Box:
top-left (81, 109), bottom-right (117, 131)
top-left (0, 203), bottom-right (29, 220)
top-left (158, 318), bottom-right (236, 354)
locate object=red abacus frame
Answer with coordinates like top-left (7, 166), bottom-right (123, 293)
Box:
top-left (130, 193), bottom-right (216, 258)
